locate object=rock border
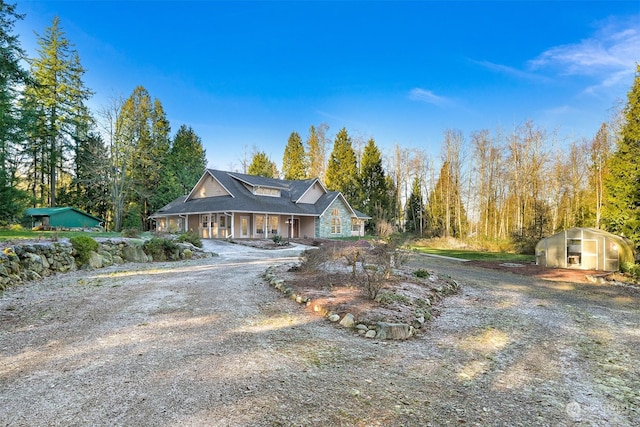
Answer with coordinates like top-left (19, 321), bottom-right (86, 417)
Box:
top-left (262, 265), bottom-right (460, 340)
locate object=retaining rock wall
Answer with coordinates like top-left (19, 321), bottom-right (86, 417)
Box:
top-left (0, 238), bottom-right (207, 289)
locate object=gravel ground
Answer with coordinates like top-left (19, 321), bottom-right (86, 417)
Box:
top-left (1, 240), bottom-right (638, 426)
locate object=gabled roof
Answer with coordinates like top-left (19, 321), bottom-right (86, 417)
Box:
top-left (25, 207), bottom-right (104, 222)
top-left (293, 178), bottom-right (327, 203)
top-left (185, 169), bottom-right (233, 201)
top-left (152, 169), bottom-right (367, 219)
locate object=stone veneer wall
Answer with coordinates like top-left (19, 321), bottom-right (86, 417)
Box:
top-left (0, 238), bottom-right (205, 289)
top-left (317, 199), bottom-right (353, 238)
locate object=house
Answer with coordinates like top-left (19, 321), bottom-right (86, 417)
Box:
top-left (151, 169), bottom-right (370, 239)
top-left (535, 227), bottom-right (635, 271)
top-left (25, 207), bottom-right (104, 230)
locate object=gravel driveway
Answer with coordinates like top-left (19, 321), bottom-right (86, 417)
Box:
top-left (1, 241), bottom-right (638, 426)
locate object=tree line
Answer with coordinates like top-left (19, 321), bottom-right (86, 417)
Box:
top-left (249, 67), bottom-right (640, 253)
top-left (0, 6), bottom-right (206, 231)
top-left (2, 4), bottom-right (639, 253)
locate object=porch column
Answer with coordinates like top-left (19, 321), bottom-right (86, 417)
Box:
top-left (265, 214), bottom-right (268, 238)
top-left (230, 213), bottom-right (234, 239)
top-left (290, 215), bottom-right (294, 239)
top-left (208, 213), bottom-right (212, 239)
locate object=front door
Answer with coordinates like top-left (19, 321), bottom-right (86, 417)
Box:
top-left (288, 219), bottom-right (299, 238)
top-left (240, 216), bottom-right (250, 238)
top-left (200, 214), bottom-right (210, 238)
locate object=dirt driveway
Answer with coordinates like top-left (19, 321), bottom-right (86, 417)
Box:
top-left (1, 241), bottom-right (638, 426)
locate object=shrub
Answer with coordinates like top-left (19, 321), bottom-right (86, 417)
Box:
top-left (177, 231), bottom-right (203, 248)
top-left (143, 237), bottom-right (180, 261)
top-left (358, 247), bottom-right (394, 300)
top-left (376, 220), bottom-right (395, 238)
top-left (621, 262), bottom-right (640, 281)
top-left (414, 269), bottom-right (430, 279)
top-left (122, 228), bottom-right (141, 238)
top-left (70, 235), bottom-right (99, 266)
top-left (299, 248), bottom-right (328, 271)
top-left (375, 291), bottom-right (410, 305)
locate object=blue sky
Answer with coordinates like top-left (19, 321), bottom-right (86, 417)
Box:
top-left (14, 1), bottom-right (640, 171)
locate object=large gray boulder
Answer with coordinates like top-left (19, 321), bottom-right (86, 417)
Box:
top-left (375, 322), bottom-right (415, 340)
top-left (87, 251), bottom-right (103, 269)
top-left (122, 245), bottom-right (149, 263)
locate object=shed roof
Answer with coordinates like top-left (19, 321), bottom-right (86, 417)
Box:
top-left (25, 207), bottom-right (104, 223)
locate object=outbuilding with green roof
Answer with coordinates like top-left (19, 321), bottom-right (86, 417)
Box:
top-left (25, 207), bottom-right (104, 230)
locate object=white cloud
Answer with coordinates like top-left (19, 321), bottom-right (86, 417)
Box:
top-left (408, 88), bottom-right (452, 107)
top-left (471, 59), bottom-right (549, 82)
top-left (529, 15), bottom-right (639, 89)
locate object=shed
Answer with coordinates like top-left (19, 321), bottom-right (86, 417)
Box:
top-left (25, 207), bottom-right (104, 230)
top-left (535, 228), bottom-right (635, 271)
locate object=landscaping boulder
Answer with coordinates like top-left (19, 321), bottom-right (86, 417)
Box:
top-left (122, 245), bottom-right (148, 263)
top-left (375, 322), bottom-right (415, 340)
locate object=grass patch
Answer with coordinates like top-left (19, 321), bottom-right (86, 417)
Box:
top-left (411, 246), bottom-right (535, 263)
top-left (0, 230), bottom-right (126, 242)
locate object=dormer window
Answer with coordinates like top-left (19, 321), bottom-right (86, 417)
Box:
top-left (254, 187), bottom-right (280, 197)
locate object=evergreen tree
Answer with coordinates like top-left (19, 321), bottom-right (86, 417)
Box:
top-left (248, 151), bottom-right (278, 178)
top-left (325, 127), bottom-right (359, 202)
top-left (168, 124), bottom-right (207, 194)
top-left (405, 176), bottom-right (425, 234)
top-left (603, 65), bottom-right (640, 246)
top-left (0, 1), bottom-right (30, 223)
top-left (358, 138), bottom-right (389, 231)
top-left (58, 132), bottom-right (109, 221)
top-left (282, 131), bottom-right (307, 180)
top-left (118, 86), bottom-right (170, 229)
top-left (306, 124), bottom-right (328, 179)
top-left (26, 16), bottom-right (93, 207)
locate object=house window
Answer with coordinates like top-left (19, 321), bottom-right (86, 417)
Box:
top-left (201, 214), bottom-right (209, 228)
top-left (351, 219), bottom-right (360, 232)
top-left (219, 215), bottom-right (226, 228)
top-left (330, 208), bottom-right (341, 234)
top-left (269, 216), bottom-right (279, 235)
top-left (255, 187), bottom-right (280, 197)
top-left (255, 215), bottom-right (265, 235)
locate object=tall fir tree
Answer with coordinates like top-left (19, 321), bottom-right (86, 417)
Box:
top-left (26, 16), bottom-right (93, 207)
top-left (603, 65), bottom-right (640, 247)
top-left (58, 132), bottom-right (110, 221)
top-left (325, 127), bottom-right (359, 202)
top-left (306, 124), bottom-right (328, 179)
top-left (358, 138), bottom-right (389, 231)
top-left (282, 131), bottom-right (307, 180)
top-left (0, 1), bottom-right (30, 223)
top-left (405, 176), bottom-right (425, 235)
top-left (118, 86), bottom-right (170, 229)
top-left (248, 151), bottom-right (278, 178)
top-left (168, 124), bottom-right (207, 195)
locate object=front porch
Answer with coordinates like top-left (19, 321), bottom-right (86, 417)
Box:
top-left (156, 213), bottom-right (316, 239)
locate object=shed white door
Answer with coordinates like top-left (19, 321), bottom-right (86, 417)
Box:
top-left (582, 239), bottom-right (598, 270)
